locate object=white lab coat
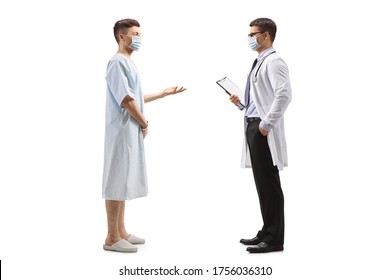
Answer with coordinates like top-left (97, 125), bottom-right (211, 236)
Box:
top-left (102, 53), bottom-right (148, 200)
top-left (241, 52), bottom-right (292, 170)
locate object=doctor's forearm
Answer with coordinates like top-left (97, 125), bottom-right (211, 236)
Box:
top-left (264, 95), bottom-right (291, 126)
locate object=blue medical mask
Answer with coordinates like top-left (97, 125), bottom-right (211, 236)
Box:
top-left (129, 36), bottom-right (141, 51)
top-left (248, 36), bottom-right (263, 51)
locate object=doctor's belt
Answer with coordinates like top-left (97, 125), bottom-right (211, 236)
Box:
top-left (245, 117), bottom-right (261, 123)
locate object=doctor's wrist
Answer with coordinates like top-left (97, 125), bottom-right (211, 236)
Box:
top-left (259, 120), bottom-right (272, 132)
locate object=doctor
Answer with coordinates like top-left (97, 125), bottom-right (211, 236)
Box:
top-left (102, 18), bottom-right (186, 253)
top-left (230, 18), bottom-right (292, 253)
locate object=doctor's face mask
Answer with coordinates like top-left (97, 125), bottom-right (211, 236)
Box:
top-left (248, 32), bottom-right (265, 51)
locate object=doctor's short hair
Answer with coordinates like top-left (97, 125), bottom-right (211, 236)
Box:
top-left (250, 18), bottom-right (277, 42)
top-left (114, 18), bottom-right (140, 43)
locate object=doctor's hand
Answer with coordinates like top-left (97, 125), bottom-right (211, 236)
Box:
top-left (229, 94), bottom-right (241, 106)
top-left (259, 127), bottom-right (269, 137)
top-left (162, 86), bottom-right (187, 97)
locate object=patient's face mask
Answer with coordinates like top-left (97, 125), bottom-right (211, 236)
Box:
top-left (129, 35), bottom-right (141, 51)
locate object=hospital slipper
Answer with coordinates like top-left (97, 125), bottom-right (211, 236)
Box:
top-left (103, 239), bottom-right (137, 253)
top-left (128, 234), bottom-right (145, 244)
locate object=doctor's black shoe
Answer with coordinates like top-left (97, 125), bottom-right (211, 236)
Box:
top-left (246, 242), bottom-right (284, 253)
top-left (240, 231), bottom-right (266, 245)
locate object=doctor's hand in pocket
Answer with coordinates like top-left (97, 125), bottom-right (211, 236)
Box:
top-left (259, 127), bottom-right (269, 137)
top-left (229, 94), bottom-right (241, 106)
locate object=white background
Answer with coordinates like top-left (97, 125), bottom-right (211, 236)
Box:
top-left (1, 0), bottom-right (390, 279)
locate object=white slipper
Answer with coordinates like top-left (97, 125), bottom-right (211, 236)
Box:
top-left (103, 239), bottom-right (137, 253)
top-left (128, 234), bottom-right (145, 245)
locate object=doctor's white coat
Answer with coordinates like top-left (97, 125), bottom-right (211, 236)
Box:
top-left (241, 52), bottom-right (292, 171)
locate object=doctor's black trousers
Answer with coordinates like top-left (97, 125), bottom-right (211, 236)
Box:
top-left (246, 118), bottom-right (285, 245)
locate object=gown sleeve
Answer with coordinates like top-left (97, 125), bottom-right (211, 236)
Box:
top-left (106, 59), bottom-right (136, 107)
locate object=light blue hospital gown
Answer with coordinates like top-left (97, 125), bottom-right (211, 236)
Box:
top-left (102, 53), bottom-right (148, 200)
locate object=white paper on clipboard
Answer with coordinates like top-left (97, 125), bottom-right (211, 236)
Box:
top-left (216, 77), bottom-right (245, 109)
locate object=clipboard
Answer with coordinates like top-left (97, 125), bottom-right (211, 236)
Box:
top-left (216, 77), bottom-right (245, 109)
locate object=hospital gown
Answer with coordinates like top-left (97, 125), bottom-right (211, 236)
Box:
top-left (102, 53), bottom-right (148, 200)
